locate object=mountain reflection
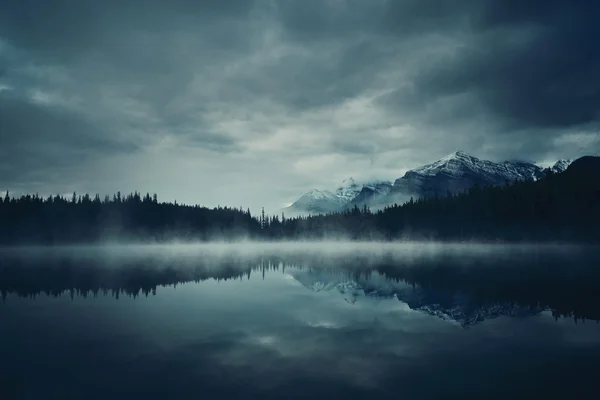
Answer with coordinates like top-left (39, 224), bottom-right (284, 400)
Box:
top-left (2, 245), bottom-right (600, 326)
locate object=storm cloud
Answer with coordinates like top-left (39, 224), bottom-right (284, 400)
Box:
top-left (0, 0), bottom-right (598, 211)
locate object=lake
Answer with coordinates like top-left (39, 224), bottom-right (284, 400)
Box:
top-left (2, 242), bottom-right (600, 399)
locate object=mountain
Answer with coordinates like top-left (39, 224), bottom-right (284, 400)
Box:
top-left (335, 178), bottom-right (363, 202)
top-left (284, 189), bottom-right (346, 215)
top-left (283, 178), bottom-right (392, 216)
top-left (564, 156), bottom-right (600, 175)
top-left (346, 182), bottom-right (393, 209)
top-left (390, 151), bottom-right (545, 199)
top-left (285, 151), bottom-right (572, 215)
top-left (551, 159), bottom-right (572, 173)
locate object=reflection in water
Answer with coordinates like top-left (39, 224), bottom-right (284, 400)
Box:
top-left (2, 243), bottom-right (600, 324)
top-left (2, 243), bottom-right (600, 399)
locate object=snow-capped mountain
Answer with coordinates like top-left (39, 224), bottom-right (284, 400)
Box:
top-left (551, 159), bottom-right (572, 173)
top-left (335, 177), bottom-right (363, 202)
top-left (285, 151), bottom-right (572, 215)
top-left (391, 151), bottom-right (545, 199)
top-left (283, 178), bottom-right (392, 216)
top-left (346, 182), bottom-right (393, 209)
top-left (284, 189), bottom-right (347, 215)
top-left (408, 151), bottom-right (542, 181)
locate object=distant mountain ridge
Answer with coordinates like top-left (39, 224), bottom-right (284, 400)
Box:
top-left (284, 151), bottom-right (572, 215)
top-left (284, 189), bottom-right (346, 214)
top-left (284, 177), bottom-right (393, 216)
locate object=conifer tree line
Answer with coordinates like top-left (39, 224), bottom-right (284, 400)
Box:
top-left (1, 156), bottom-right (599, 244)
top-left (0, 191), bottom-right (259, 244)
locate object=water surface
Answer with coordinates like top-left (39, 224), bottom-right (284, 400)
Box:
top-left (2, 243), bottom-right (600, 399)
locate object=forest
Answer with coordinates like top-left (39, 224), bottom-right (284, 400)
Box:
top-left (1, 156), bottom-right (598, 244)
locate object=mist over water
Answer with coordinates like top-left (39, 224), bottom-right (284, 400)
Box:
top-left (2, 242), bottom-right (600, 399)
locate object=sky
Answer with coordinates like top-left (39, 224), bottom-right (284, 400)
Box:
top-left (1, 0), bottom-right (599, 213)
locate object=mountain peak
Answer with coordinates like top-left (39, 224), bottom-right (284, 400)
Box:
top-left (336, 177), bottom-right (362, 201)
top-left (453, 150), bottom-right (471, 157)
top-left (551, 159), bottom-right (572, 173)
top-left (440, 150), bottom-right (477, 162)
top-left (412, 151), bottom-right (481, 176)
top-left (397, 151), bottom-right (545, 195)
top-left (284, 188), bottom-right (345, 215)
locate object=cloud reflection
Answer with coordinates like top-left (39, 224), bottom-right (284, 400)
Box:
top-left (2, 243), bottom-right (600, 398)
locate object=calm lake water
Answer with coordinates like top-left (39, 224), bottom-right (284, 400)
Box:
top-left (2, 243), bottom-right (600, 399)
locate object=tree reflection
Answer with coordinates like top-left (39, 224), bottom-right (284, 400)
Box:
top-left (1, 249), bottom-right (600, 325)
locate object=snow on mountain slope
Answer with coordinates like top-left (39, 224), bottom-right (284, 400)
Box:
top-left (551, 159), bottom-right (572, 173)
top-left (391, 151), bottom-right (545, 198)
top-left (407, 151), bottom-right (543, 182)
top-left (335, 178), bottom-right (362, 202)
top-left (285, 177), bottom-right (393, 215)
top-left (346, 182), bottom-right (393, 209)
top-left (284, 189), bottom-right (346, 215)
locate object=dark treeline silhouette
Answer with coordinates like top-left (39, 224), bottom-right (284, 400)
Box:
top-left (0, 191), bottom-right (260, 244)
top-left (2, 248), bottom-right (600, 324)
top-left (1, 156), bottom-right (599, 243)
top-left (266, 156), bottom-right (600, 241)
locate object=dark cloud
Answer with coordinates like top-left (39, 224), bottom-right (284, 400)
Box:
top-left (417, 1), bottom-right (598, 132)
top-left (0, 0), bottom-right (598, 208)
top-left (413, 0), bottom-right (600, 130)
top-left (0, 91), bottom-right (137, 183)
top-left (272, 0), bottom-right (600, 156)
top-left (183, 131), bottom-right (242, 153)
top-left (274, 0), bottom-right (474, 42)
top-left (0, 0), bottom-right (258, 58)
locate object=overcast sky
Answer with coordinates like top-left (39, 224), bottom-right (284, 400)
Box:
top-left (1, 0), bottom-right (599, 212)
